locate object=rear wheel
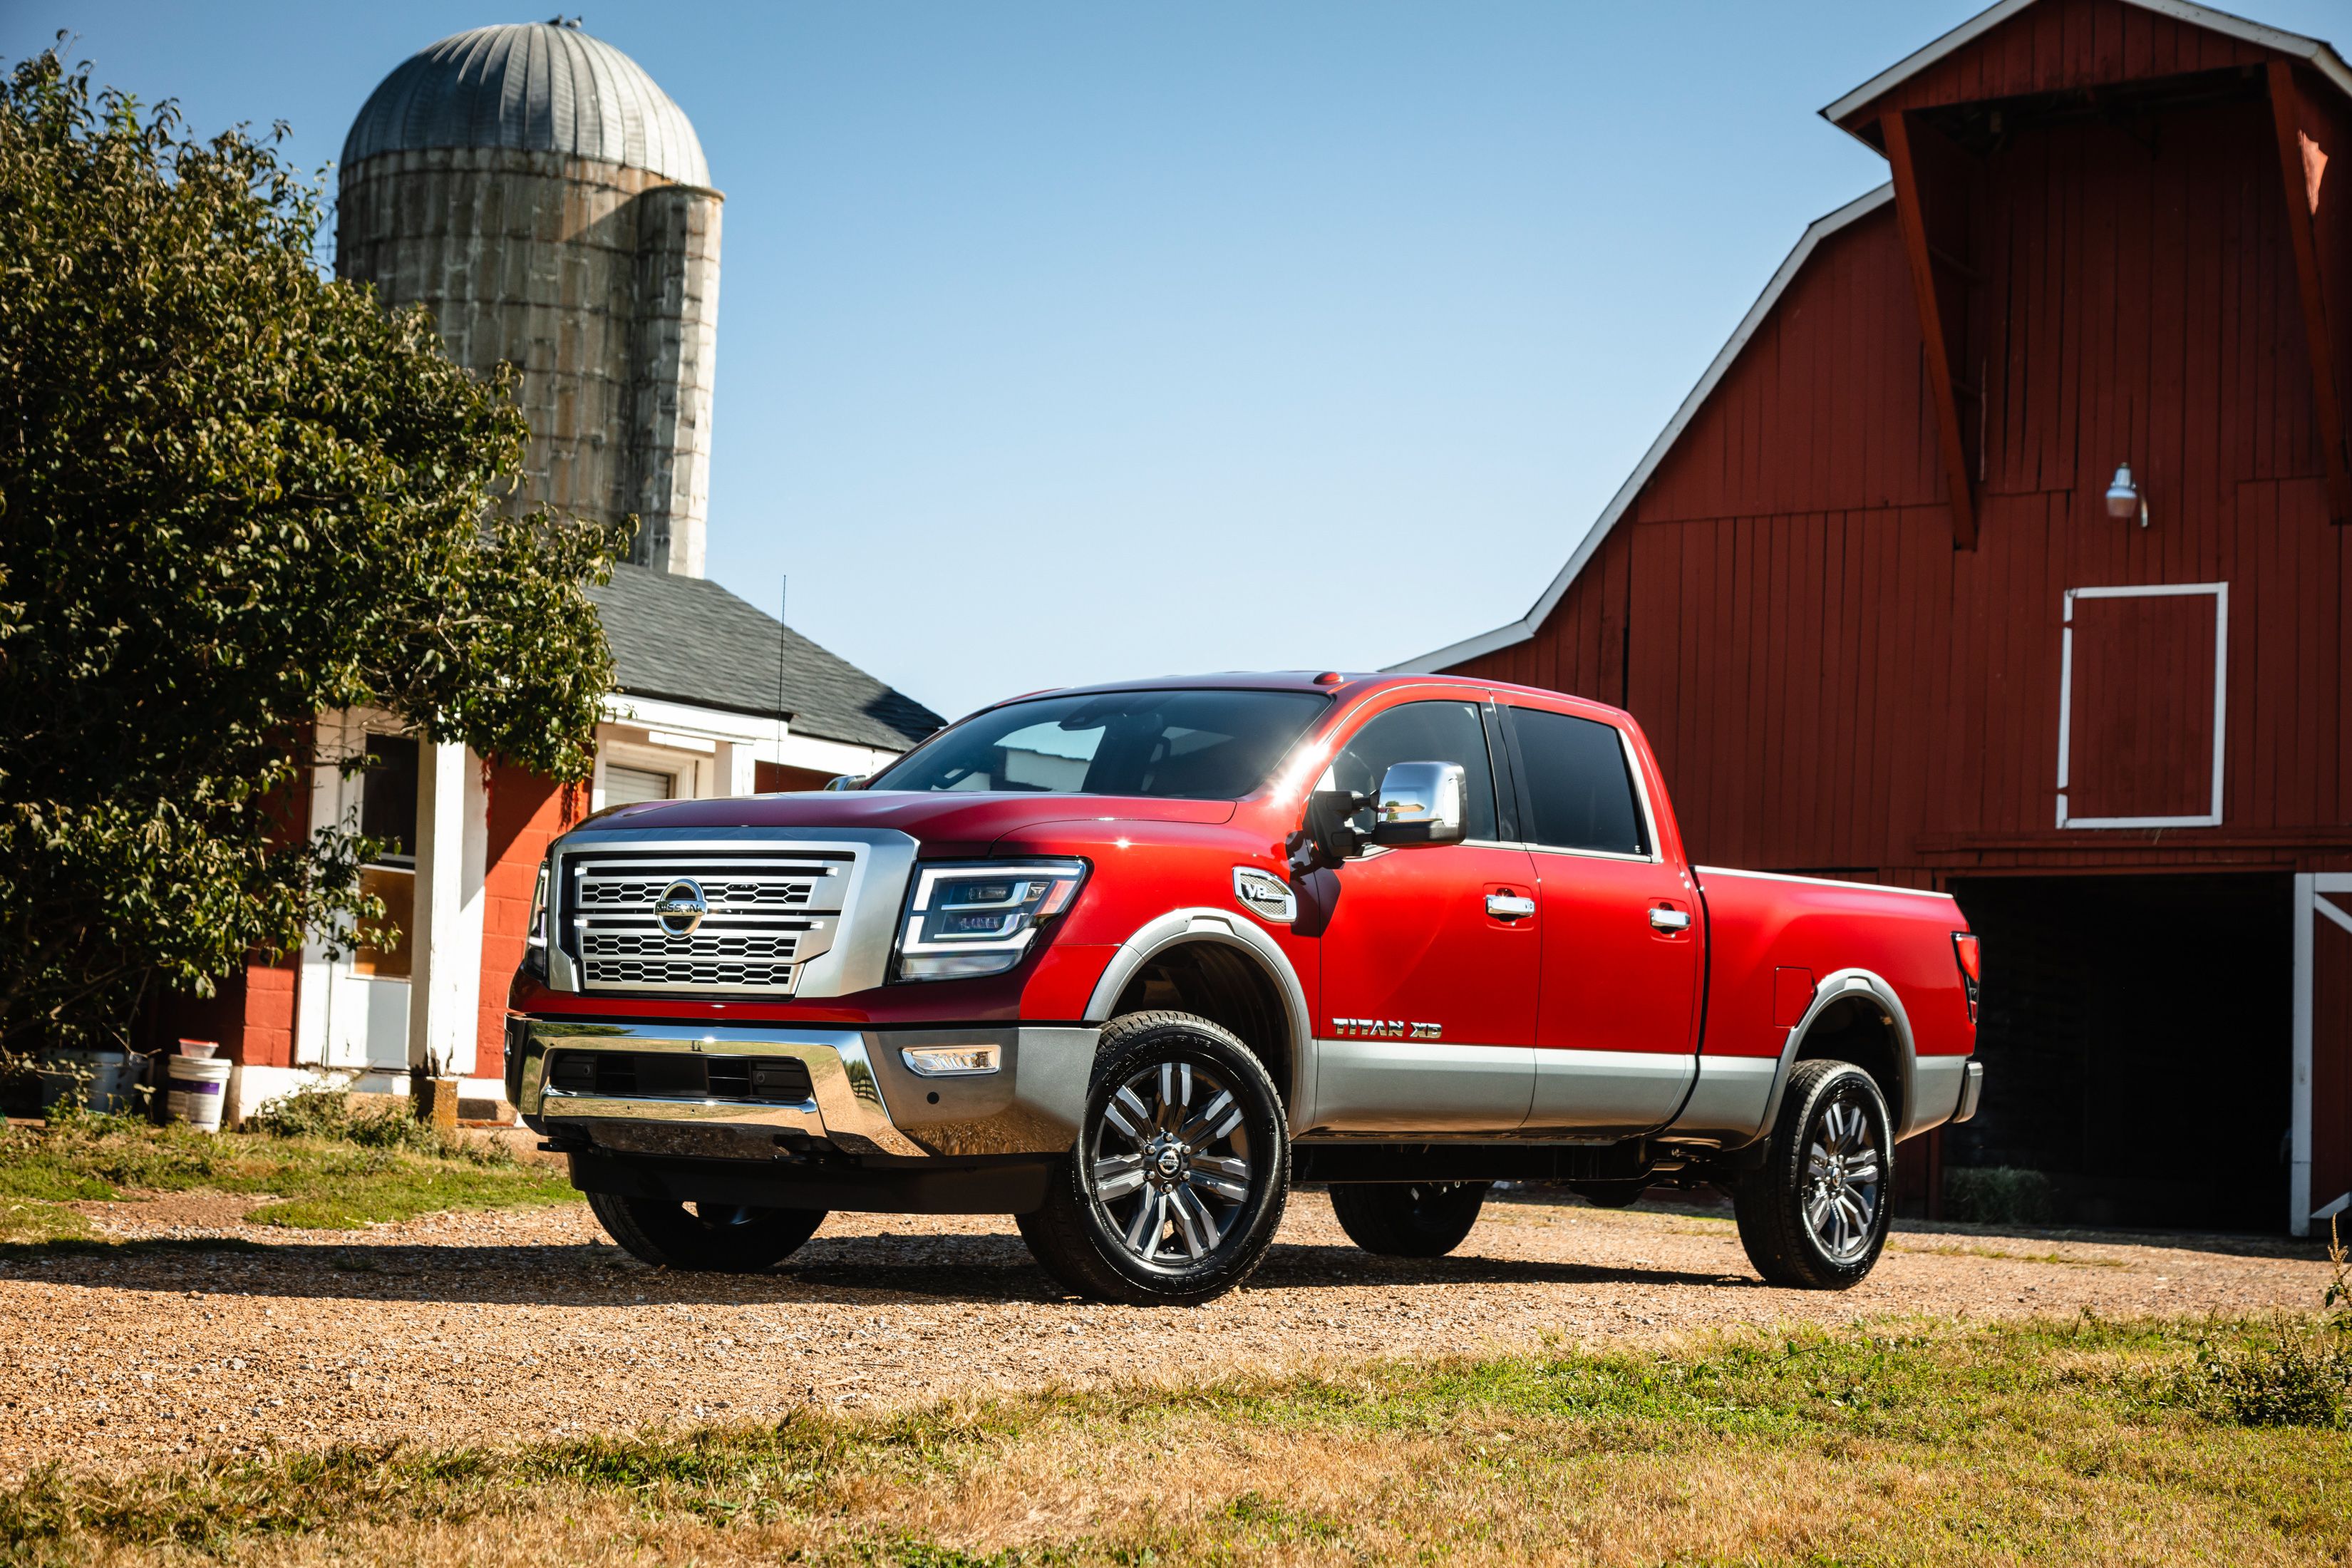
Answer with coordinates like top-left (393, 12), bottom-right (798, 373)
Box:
top-left (1329, 1180), bottom-right (1490, 1257)
top-left (1732, 1059), bottom-right (1892, 1289)
top-left (1017, 1011), bottom-right (1289, 1306)
top-left (587, 1190), bottom-right (826, 1272)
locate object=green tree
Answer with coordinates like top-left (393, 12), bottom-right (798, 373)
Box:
top-left (0, 48), bottom-right (621, 1050)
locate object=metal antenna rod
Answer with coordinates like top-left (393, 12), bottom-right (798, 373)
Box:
top-left (790, 576), bottom-right (800, 780)
top-left (774, 575), bottom-right (788, 782)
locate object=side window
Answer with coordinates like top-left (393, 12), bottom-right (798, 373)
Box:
top-left (1326, 700), bottom-right (1500, 842)
top-left (1505, 706), bottom-right (1649, 856)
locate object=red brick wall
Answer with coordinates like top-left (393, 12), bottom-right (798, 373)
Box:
top-left (144, 950), bottom-right (299, 1066)
top-left (475, 762), bottom-right (584, 1079)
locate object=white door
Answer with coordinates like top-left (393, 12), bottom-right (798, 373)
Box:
top-left (300, 718), bottom-right (418, 1073)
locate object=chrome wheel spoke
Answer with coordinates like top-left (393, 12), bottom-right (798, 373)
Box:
top-left (1105, 1085), bottom-right (1152, 1143)
top-left (1125, 1190), bottom-right (1164, 1252)
top-left (1193, 1153), bottom-right (1251, 1182)
top-left (1093, 1153), bottom-right (1147, 1200)
top-left (1187, 1167), bottom-right (1250, 1203)
top-left (1842, 1155), bottom-right (1882, 1187)
top-left (1179, 1090), bottom-right (1235, 1151)
top-left (1170, 1187), bottom-right (1215, 1257)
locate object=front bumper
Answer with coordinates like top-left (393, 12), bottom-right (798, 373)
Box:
top-left (515, 1018), bottom-right (1098, 1163)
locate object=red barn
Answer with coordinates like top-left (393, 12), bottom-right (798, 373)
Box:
top-left (1404, 0), bottom-right (2352, 1236)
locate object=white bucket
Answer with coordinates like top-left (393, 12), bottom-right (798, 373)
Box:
top-left (165, 1054), bottom-right (232, 1132)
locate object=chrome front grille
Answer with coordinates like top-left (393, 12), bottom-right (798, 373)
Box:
top-left (577, 877), bottom-right (813, 910)
top-left (563, 850), bottom-right (855, 996)
top-left (582, 930), bottom-right (806, 961)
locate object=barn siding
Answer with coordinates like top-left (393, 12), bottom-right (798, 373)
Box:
top-left (1848, 0), bottom-right (2276, 130)
top-left (1451, 41), bottom-right (2350, 883)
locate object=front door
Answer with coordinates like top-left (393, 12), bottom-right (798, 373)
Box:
top-left (1305, 697), bottom-right (1538, 1133)
top-left (1502, 703), bottom-right (1701, 1133)
top-left (300, 720), bottom-right (418, 1073)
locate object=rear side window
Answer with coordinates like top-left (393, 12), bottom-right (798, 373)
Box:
top-left (1326, 700), bottom-right (1500, 842)
top-left (1505, 706), bottom-right (1649, 856)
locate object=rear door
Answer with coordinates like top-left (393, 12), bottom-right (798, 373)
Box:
top-left (1502, 704), bottom-right (1701, 1132)
top-left (1304, 696), bottom-right (1538, 1133)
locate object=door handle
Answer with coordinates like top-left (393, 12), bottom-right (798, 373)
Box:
top-left (1486, 893), bottom-right (1536, 921)
top-left (1649, 907), bottom-right (1693, 932)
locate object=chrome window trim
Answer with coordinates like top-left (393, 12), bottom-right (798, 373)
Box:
top-left (1524, 841), bottom-right (1659, 866)
top-left (1458, 837), bottom-right (1654, 866)
top-left (1618, 726), bottom-right (1666, 865)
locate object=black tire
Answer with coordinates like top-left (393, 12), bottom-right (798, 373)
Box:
top-left (587, 1190), bottom-right (827, 1272)
top-left (1569, 1180), bottom-right (1646, 1209)
top-left (1329, 1180), bottom-right (1490, 1257)
top-left (1016, 1011), bottom-right (1289, 1306)
top-left (1732, 1059), bottom-right (1894, 1289)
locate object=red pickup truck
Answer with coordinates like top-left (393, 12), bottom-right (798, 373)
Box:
top-left (507, 673), bottom-right (1982, 1304)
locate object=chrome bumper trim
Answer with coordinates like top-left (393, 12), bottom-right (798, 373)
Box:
top-left (1952, 1058), bottom-right (1984, 1124)
top-left (521, 1024), bottom-right (928, 1158)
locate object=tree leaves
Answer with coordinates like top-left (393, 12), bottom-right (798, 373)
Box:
top-left (0, 51), bottom-right (619, 1047)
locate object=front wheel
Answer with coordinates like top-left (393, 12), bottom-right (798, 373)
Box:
top-left (1329, 1180), bottom-right (1490, 1257)
top-left (1016, 1011), bottom-right (1289, 1306)
top-left (1732, 1059), bottom-right (1893, 1289)
top-left (587, 1190), bottom-right (827, 1272)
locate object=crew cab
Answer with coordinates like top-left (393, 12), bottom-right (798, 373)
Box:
top-left (507, 673), bottom-right (1983, 1304)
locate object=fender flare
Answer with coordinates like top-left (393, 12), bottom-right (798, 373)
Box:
top-left (1757, 967), bottom-right (1923, 1140)
top-left (1082, 907), bottom-right (1316, 1120)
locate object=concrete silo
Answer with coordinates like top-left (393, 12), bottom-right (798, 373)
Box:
top-left (336, 20), bottom-right (719, 575)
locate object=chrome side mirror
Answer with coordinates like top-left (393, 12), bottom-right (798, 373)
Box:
top-left (823, 773), bottom-right (867, 792)
top-left (1368, 760), bottom-right (1465, 847)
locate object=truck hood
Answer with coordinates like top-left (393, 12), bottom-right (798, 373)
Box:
top-left (582, 790), bottom-right (1236, 855)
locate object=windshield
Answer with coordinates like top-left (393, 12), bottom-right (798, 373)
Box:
top-left (869, 689), bottom-right (1331, 800)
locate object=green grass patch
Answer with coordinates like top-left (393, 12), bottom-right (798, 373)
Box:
top-left (0, 1195), bottom-right (93, 1245)
top-left (0, 1103), bottom-right (575, 1243)
top-left (4, 1315), bottom-right (2348, 1566)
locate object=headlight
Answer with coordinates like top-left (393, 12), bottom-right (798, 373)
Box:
top-left (893, 858), bottom-right (1088, 982)
top-left (524, 862), bottom-right (551, 977)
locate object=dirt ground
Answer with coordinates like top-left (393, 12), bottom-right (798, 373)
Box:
top-left (0, 1186), bottom-right (2331, 1480)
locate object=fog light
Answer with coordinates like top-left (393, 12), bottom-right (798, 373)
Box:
top-left (901, 1043), bottom-right (1001, 1077)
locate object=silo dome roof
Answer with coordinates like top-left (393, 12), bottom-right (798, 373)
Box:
top-left (342, 21), bottom-right (709, 187)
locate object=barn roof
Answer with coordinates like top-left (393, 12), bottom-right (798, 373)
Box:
top-left (587, 565), bottom-right (944, 752)
top-left (1822, 0), bottom-right (2352, 133)
top-left (1390, 184), bottom-right (1894, 674)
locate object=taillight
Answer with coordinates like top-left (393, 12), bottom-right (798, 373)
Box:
top-left (1952, 932), bottom-right (1981, 1023)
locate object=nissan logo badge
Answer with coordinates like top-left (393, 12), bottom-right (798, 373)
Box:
top-left (654, 878), bottom-right (708, 937)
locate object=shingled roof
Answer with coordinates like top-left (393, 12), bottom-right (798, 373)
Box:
top-left (586, 566), bottom-right (944, 752)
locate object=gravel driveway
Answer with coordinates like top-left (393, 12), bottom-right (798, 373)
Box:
top-left (1, 1187), bottom-right (2329, 1479)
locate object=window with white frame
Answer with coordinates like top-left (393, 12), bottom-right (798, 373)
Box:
top-left (2055, 582), bottom-right (2227, 829)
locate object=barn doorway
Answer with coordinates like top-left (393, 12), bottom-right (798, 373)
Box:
top-left (1946, 874), bottom-right (2291, 1234)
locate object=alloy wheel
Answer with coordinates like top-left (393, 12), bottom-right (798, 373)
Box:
top-left (1800, 1092), bottom-right (1883, 1262)
top-left (1086, 1059), bottom-right (1256, 1270)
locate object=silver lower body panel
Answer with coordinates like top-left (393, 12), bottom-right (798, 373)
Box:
top-left (518, 1021), bottom-right (1099, 1162)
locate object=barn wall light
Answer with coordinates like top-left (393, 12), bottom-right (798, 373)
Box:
top-left (2105, 463), bottom-right (2148, 528)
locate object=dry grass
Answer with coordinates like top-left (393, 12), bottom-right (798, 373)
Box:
top-left (6, 1314), bottom-right (2346, 1567)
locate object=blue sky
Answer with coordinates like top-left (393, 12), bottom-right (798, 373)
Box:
top-left (11, 1), bottom-right (2347, 723)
